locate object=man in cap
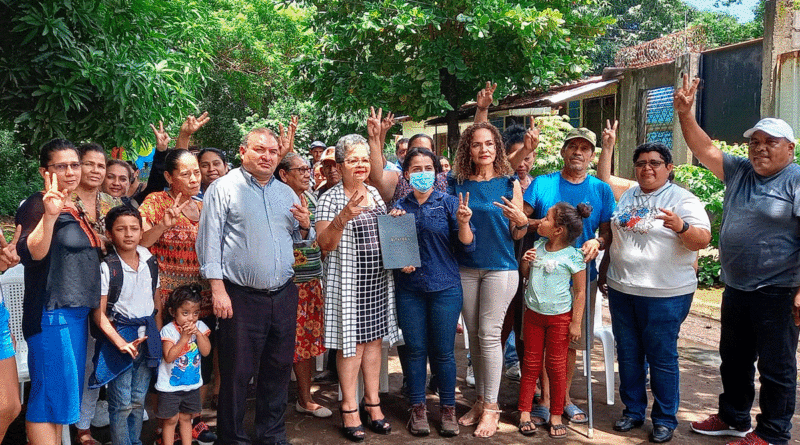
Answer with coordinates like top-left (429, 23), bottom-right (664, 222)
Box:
top-left (308, 141), bottom-right (327, 188)
top-left (521, 126), bottom-right (616, 428)
top-left (676, 75), bottom-right (800, 445)
top-left (315, 146), bottom-right (340, 199)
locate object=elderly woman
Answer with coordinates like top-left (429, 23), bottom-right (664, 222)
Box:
top-left (138, 149), bottom-right (216, 443)
top-left (16, 139), bottom-right (103, 445)
top-left (448, 122), bottom-right (528, 438)
top-left (316, 134), bottom-right (399, 442)
top-left (600, 142), bottom-right (711, 443)
top-left (275, 153), bottom-right (332, 419)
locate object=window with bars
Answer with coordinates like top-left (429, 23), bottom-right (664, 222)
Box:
top-left (567, 100), bottom-right (581, 128)
top-left (644, 86), bottom-right (675, 148)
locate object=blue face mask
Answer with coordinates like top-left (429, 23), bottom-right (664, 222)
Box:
top-left (409, 171), bottom-right (435, 193)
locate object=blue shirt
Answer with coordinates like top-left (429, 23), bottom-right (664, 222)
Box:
top-left (523, 172), bottom-right (615, 280)
top-left (196, 167), bottom-right (312, 290)
top-left (447, 175), bottom-right (518, 270)
top-left (393, 190), bottom-right (476, 292)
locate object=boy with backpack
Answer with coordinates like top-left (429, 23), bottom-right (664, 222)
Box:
top-left (91, 205), bottom-right (162, 445)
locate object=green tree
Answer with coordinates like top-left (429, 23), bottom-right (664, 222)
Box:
top-left (0, 0), bottom-right (211, 152)
top-left (295, 0), bottom-right (612, 152)
top-left (588, 0), bottom-right (764, 73)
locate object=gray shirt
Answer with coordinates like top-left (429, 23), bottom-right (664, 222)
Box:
top-left (197, 167), bottom-right (313, 290)
top-left (719, 153), bottom-right (800, 291)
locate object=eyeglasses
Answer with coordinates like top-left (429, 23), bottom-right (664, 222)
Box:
top-left (343, 158), bottom-right (370, 166)
top-left (634, 160), bottom-right (666, 169)
top-left (48, 162), bottom-right (81, 172)
top-left (289, 166), bottom-right (312, 174)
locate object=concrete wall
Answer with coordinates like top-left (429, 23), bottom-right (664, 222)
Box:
top-left (615, 54), bottom-right (700, 180)
top-left (761, 0), bottom-right (800, 117)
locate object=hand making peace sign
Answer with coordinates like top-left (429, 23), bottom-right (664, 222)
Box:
top-left (42, 173), bottom-right (69, 217)
top-left (161, 193), bottom-right (193, 229)
top-left (0, 225), bottom-right (21, 272)
top-left (457, 192), bottom-right (473, 226)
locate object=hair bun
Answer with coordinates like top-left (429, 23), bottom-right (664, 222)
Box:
top-left (576, 203), bottom-right (593, 219)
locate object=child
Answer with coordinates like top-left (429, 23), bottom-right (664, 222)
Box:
top-left (517, 202), bottom-right (590, 439)
top-left (91, 205), bottom-right (162, 445)
top-left (156, 283), bottom-right (211, 445)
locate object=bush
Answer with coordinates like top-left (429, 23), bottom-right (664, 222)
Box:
top-left (0, 129), bottom-right (40, 216)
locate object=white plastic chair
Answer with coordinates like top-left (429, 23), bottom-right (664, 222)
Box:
top-left (2, 265), bottom-right (71, 444)
top-left (592, 287), bottom-right (616, 405)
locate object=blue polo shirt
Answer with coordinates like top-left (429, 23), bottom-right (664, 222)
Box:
top-left (393, 190), bottom-right (476, 293)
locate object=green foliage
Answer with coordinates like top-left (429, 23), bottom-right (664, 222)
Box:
top-left (0, 0), bottom-right (212, 152)
top-left (529, 114), bottom-right (573, 177)
top-left (194, 1), bottom-right (317, 152)
top-left (235, 97), bottom-right (365, 160)
top-left (0, 129), bottom-right (40, 215)
top-left (697, 255), bottom-right (722, 288)
top-left (588, 0), bottom-right (764, 74)
top-left (295, 0), bottom-right (612, 150)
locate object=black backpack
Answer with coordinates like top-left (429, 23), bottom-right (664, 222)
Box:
top-left (103, 249), bottom-right (159, 315)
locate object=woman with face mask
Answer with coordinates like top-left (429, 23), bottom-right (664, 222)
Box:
top-left (388, 147), bottom-right (476, 437)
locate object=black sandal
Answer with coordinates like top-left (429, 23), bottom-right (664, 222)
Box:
top-left (518, 420), bottom-right (537, 436)
top-left (361, 401), bottom-right (392, 435)
top-left (340, 406), bottom-right (366, 442)
top-left (549, 423), bottom-right (568, 439)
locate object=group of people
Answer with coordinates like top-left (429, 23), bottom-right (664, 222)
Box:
top-left (0, 75), bottom-right (796, 445)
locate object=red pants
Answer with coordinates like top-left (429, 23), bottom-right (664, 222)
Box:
top-left (517, 309), bottom-right (572, 416)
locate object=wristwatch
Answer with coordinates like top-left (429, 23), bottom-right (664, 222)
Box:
top-left (677, 221), bottom-right (690, 234)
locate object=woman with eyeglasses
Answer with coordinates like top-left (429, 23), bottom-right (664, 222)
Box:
top-left (16, 139), bottom-right (103, 445)
top-left (316, 134), bottom-right (400, 442)
top-left (275, 153), bottom-right (332, 420)
top-left (598, 142), bottom-right (711, 443)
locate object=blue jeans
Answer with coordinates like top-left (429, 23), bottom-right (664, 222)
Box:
top-left (504, 332), bottom-right (518, 368)
top-left (718, 285), bottom-right (800, 445)
top-left (395, 285), bottom-right (462, 406)
top-left (608, 288), bottom-right (693, 429)
top-left (108, 351), bottom-right (152, 445)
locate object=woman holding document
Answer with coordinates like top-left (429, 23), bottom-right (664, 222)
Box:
top-left (389, 147), bottom-right (475, 437)
top-left (316, 134), bottom-right (399, 442)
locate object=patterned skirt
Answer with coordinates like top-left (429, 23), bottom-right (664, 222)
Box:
top-left (294, 277), bottom-right (326, 363)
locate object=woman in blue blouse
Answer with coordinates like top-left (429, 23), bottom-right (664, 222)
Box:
top-left (448, 122), bottom-right (529, 438)
top-left (390, 148), bottom-right (475, 437)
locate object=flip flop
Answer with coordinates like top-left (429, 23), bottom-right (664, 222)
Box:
top-left (549, 423), bottom-right (568, 439)
top-left (563, 404), bottom-right (588, 424)
top-left (518, 420), bottom-right (536, 436)
top-left (531, 405), bottom-right (550, 426)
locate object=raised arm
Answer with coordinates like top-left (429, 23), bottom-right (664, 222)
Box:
top-left (366, 107), bottom-right (399, 203)
top-left (674, 74), bottom-right (724, 181)
top-left (26, 173), bottom-right (68, 261)
top-left (597, 119), bottom-right (635, 200)
top-left (474, 81), bottom-right (496, 124)
top-left (175, 112), bottom-right (210, 150)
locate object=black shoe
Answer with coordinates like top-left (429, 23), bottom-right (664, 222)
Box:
top-left (360, 401), bottom-right (392, 435)
top-left (650, 425), bottom-right (674, 443)
top-left (613, 415), bottom-right (645, 432)
top-left (340, 406), bottom-right (366, 442)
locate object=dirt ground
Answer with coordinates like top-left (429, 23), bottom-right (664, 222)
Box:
top-left (4, 295), bottom-right (800, 445)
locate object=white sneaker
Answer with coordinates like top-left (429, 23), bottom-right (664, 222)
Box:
top-left (91, 400), bottom-right (110, 428)
top-left (142, 408), bottom-right (149, 421)
top-left (465, 365), bottom-right (475, 388)
top-left (505, 363), bottom-right (521, 381)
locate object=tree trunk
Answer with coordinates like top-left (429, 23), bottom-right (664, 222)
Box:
top-left (439, 67), bottom-right (462, 156)
top-left (445, 110), bottom-right (460, 157)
